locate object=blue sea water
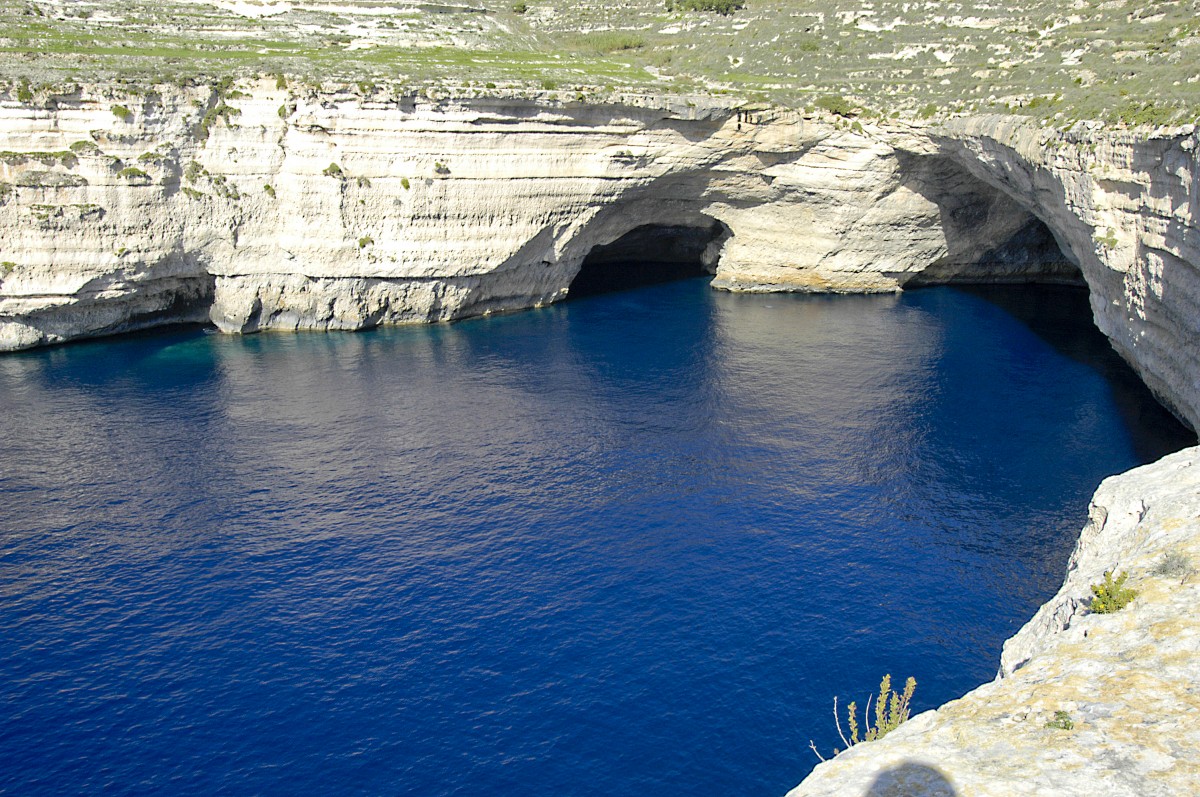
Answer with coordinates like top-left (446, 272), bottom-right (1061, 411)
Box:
top-left (0, 280), bottom-right (1191, 796)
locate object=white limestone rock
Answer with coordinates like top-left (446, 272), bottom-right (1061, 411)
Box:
top-left (0, 83), bottom-right (1075, 361)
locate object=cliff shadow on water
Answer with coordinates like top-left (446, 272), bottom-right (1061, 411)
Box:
top-left (935, 283), bottom-right (1195, 460)
top-left (567, 222), bottom-right (728, 299)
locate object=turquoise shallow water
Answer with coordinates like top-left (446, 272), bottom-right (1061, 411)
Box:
top-left (0, 280), bottom-right (1191, 796)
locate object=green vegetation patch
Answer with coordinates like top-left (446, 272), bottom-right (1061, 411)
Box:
top-left (0, 150), bottom-right (77, 167)
top-left (665, 0), bottom-right (745, 14)
top-left (1045, 710), bottom-right (1074, 730)
top-left (0, 0), bottom-right (1196, 123)
top-left (814, 94), bottom-right (857, 118)
top-left (809, 674), bottom-right (916, 760)
top-left (1089, 570), bottom-right (1137, 614)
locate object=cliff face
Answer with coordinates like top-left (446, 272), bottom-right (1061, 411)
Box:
top-left (3, 83), bottom-right (1199, 795)
top-left (2, 83), bottom-right (1194, 427)
top-left (933, 117), bottom-right (1200, 432)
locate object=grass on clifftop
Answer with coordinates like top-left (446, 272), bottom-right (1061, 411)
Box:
top-left (2, 0), bottom-right (1198, 124)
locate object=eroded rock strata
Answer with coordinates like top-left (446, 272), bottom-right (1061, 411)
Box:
top-left (2, 82), bottom-right (1198, 795)
top-left (3, 85), bottom-right (1195, 422)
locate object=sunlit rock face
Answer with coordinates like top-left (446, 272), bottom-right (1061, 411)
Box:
top-left (3, 86), bottom-right (1192, 430)
top-left (1, 84), bottom-right (1091, 353)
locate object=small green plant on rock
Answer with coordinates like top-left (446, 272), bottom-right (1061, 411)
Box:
top-left (263, 184), bottom-right (275, 198)
top-left (1096, 228), bottom-right (1119, 250)
top-left (323, 162), bottom-right (344, 179)
top-left (1045, 710), bottom-right (1074, 730)
top-left (400, 177), bottom-right (411, 190)
top-left (815, 94), bottom-right (857, 118)
top-left (196, 103), bottom-right (240, 141)
top-left (845, 674), bottom-right (916, 744)
top-left (358, 236), bottom-right (374, 249)
top-left (184, 161), bottom-right (206, 183)
top-left (810, 674), bottom-right (916, 761)
top-left (512, 1), bottom-right (527, 13)
top-left (1089, 570), bottom-right (1137, 614)
top-left (111, 104), bottom-right (133, 122)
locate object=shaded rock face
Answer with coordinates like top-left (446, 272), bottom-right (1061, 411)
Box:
top-left (568, 221), bottom-right (726, 298)
top-left (932, 117), bottom-right (1200, 431)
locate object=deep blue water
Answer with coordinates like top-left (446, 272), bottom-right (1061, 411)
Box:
top-left (0, 280), bottom-right (1191, 796)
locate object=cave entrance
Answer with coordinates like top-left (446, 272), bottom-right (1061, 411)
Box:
top-left (568, 221), bottom-right (728, 299)
top-left (910, 216), bottom-right (1085, 287)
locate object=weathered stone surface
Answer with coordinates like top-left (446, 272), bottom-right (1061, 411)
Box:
top-left (789, 448), bottom-right (1200, 797)
top-left (5, 92), bottom-right (1194, 429)
top-left (0, 83), bottom-right (1070, 356)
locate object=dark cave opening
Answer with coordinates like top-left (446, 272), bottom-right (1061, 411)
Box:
top-left (907, 215), bottom-right (1086, 287)
top-left (568, 222), bottom-right (728, 299)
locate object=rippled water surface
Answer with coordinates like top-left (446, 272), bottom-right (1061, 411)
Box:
top-left (0, 281), bottom-right (1191, 796)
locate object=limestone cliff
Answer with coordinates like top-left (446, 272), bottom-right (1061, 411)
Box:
top-left (3, 81), bottom-right (1199, 796)
top-left (2, 82), bottom-right (1194, 428)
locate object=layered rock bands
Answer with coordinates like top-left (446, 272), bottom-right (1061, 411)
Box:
top-left (2, 85), bottom-right (1196, 424)
top-left (2, 83), bottom-right (1198, 795)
